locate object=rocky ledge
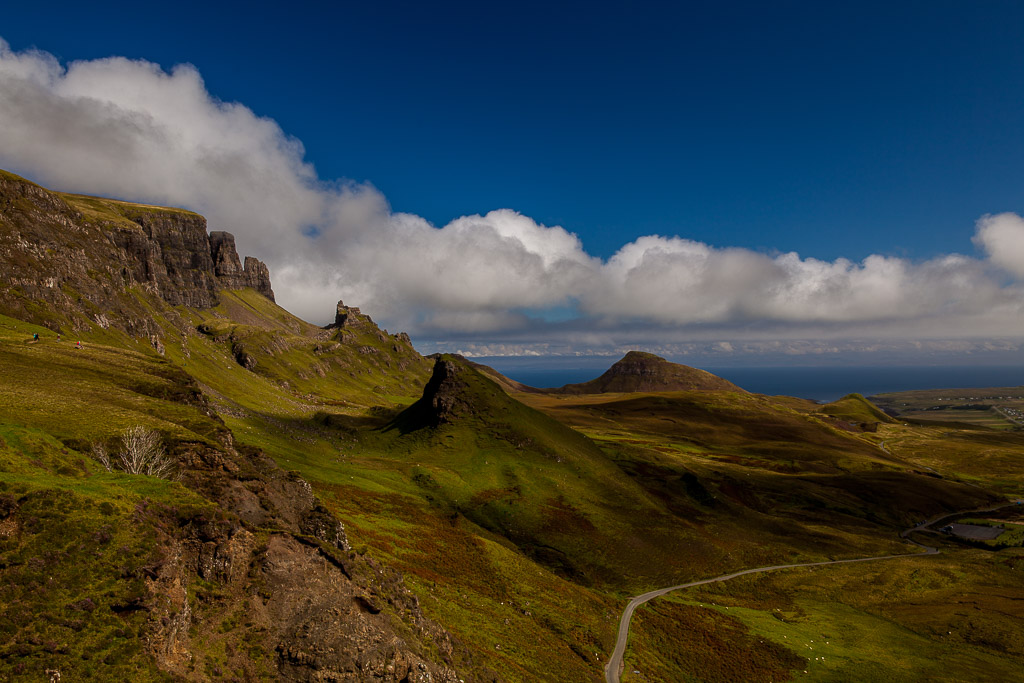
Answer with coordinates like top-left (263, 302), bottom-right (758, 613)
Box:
top-left (0, 170), bottom-right (276, 334)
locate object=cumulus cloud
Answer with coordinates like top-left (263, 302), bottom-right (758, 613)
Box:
top-left (974, 212), bottom-right (1024, 278)
top-left (586, 238), bottom-right (1009, 325)
top-left (0, 39), bottom-right (595, 328)
top-left (0, 42), bottom-right (332, 257)
top-left (1, 38), bottom-right (1023, 351)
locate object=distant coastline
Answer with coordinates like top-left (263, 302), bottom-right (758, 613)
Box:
top-left (478, 359), bottom-right (1024, 403)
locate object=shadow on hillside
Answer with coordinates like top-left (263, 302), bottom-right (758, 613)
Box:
top-left (235, 408), bottom-right (398, 445)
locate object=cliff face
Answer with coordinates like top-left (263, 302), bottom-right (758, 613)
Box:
top-left (210, 231), bottom-right (275, 301)
top-left (242, 256), bottom-right (275, 301)
top-left (111, 211), bottom-right (220, 309)
top-left (0, 171), bottom-right (275, 334)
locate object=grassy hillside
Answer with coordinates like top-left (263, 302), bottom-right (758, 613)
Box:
top-left (0, 305), bottom-right (475, 681)
top-left (5, 299), bottom-right (1018, 680)
top-left (0, 316), bottom-right (224, 679)
top-left (818, 393), bottom-right (894, 426)
top-left (3, 175), bottom-right (1024, 682)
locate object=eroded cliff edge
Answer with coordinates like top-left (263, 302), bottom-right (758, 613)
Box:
top-left (0, 171), bottom-right (273, 336)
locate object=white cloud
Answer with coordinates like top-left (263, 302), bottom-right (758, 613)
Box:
top-left (974, 212), bottom-right (1024, 278)
top-left (1, 38), bottom-right (1023, 351)
top-left (584, 236), bottom-right (1017, 328)
top-left (0, 42), bottom-right (331, 260)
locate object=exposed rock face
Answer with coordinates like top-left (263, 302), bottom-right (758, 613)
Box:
top-left (0, 171), bottom-right (276, 334)
top-left (421, 358), bottom-right (471, 425)
top-left (210, 231), bottom-right (275, 301)
top-left (243, 255), bottom-right (275, 301)
top-left (139, 439), bottom-right (471, 682)
top-left (111, 211), bottom-right (220, 308)
top-left (209, 230), bottom-right (245, 282)
top-left (553, 351), bottom-right (744, 394)
top-left (0, 174), bottom-right (215, 334)
top-left (327, 299), bottom-right (418, 357)
top-left (399, 356), bottom-right (511, 428)
top-left (329, 299), bottom-right (363, 329)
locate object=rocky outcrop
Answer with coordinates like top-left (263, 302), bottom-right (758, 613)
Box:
top-left (209, 231), bottom-right (244, 282)
top-left (0, 171), bottom-right (276, 335)
top-left (398, 356), bottom-right (509, 428)
top-left (328, 299), bottom-right (364, 329)
top-left (327, 299), bottom-right (418, 357)
top-left (420, 358), bottom-right (472, 425)
top-left (210, 231), bottom-right (275, 301)
top-left (133, 438), bottom-right (472, 682)
top-left (243, 255), bottom-right (275, 301)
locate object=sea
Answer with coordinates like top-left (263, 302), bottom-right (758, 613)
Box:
top-left (475, 359), bottom-right (1024, 403)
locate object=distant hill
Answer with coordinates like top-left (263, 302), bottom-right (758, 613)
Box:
top-left (819, 393), bottom-right (895, 425)
top-left (550, 351), bottom-right (743, 394)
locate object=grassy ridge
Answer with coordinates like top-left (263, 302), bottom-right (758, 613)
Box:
top-left (59, 192), bottom-right (202, 230)
top-left (818, 393), bottom-right (894, 425)
top-left (376, 357), bottom-right (719, 588)
top-left (0, 315), bottom-right (224, 445)
top-left (514, 385), bottom-right (1005, 593)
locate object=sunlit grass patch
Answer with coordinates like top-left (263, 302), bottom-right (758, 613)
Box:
top-left (650, 552), bottom-right (1024, 682)
top-left (0, 328), bottom-right (225, 445)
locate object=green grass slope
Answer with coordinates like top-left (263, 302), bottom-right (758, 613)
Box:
top-left (625, 546), bottom-right (1024, 682)
top-left (519, 388), bottom-right (998, 557)
top-left (818, 393), bottom-right (895, 426)
top-left (0, 307), bottom-right (475, 682)
top-left (3, 172), bottom-right (1023, 682)
top-left (0, 319), bottom-right (225, 679)
top-left (372, 356), bottom-right (721, 589)
top-left (186, 289), bottom-right (432, 411)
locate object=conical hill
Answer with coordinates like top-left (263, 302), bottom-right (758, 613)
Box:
top-left (552, 351), bottom-right (742, 394)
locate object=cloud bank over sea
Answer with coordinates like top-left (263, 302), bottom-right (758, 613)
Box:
top-left (2, 39), bottom-right (1023, 356)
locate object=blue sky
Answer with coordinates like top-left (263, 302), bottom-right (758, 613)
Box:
top-left (3, 1), bottom-right (1024, 361)
top-left (7, 0), bottom-right (1024, 259)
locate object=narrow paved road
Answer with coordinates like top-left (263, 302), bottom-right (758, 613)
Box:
top-left (604, 501), bottom-right (1021, 683)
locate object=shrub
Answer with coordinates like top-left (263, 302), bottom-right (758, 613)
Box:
top-left (91, 426), bottom-right (177, 479)
top-left (91, 442), bottom-right (113, 472)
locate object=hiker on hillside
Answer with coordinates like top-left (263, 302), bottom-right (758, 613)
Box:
top-left (32, 333), bottom-right (38, 341)
top-left (76, 341), bottom-right (82, 349)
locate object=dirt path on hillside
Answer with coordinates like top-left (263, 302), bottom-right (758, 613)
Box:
top-left (604, 500), bottom-right (1022, 683)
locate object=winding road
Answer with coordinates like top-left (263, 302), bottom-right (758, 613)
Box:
top-left (604, 501), bottom-right (1022, 683)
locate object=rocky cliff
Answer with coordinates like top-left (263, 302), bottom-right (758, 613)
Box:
top-left (0, 170), bottom-right (274, 334)
top-left (147, 436), bottom-right (470, 682)
top-left (210, 231), bottom-right (275, 301)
